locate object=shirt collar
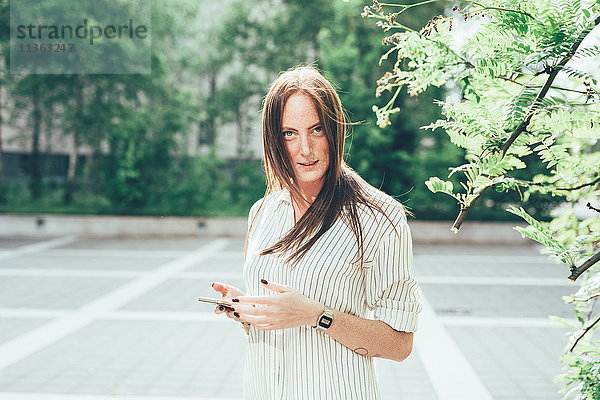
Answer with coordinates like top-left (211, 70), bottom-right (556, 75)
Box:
top-left (277, 188), bottom-right (291, 205)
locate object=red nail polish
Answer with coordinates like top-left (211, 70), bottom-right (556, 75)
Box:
top-left (234, 312), bottom-right (240, 318)
top-left (232, 298), bottom-right (239, 302)
top-left (261, 279), bottom-right (268, 284)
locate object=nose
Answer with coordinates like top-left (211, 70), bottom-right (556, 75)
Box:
top-left (299, 134), bottom-right (312, 157)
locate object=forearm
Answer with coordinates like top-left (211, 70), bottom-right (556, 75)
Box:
top-left (233, 281), bottom-right (415, 361)
top-left (309, 302), bottom-right (413, 362)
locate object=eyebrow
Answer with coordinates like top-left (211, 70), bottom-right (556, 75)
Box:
top-left (281, 122), bottom-right (321, 131)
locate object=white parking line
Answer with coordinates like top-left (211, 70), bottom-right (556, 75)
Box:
top-left (178, 271), bottom-right (243, 280)
top-left (439, 316), bottom-right (575, 328)
top-left (0, 308), bottom-right (70, 319)
top-left (0, 236), bottom-right (76, 261)
top-left (210, 251), bottom-right (244, 259)
top-left (0, 393), bottom-right (242, 400)
top-left (417, 276), bottom-right (576, 286)
top-left (415, 294), bottom-right (494, 400)
top-left (102, 311), bottom-right (228, 322)
top-left (0, 238), bottom-right (229, 370)
top-left (0, 268), bottom-right (144, 278)
top-left (42, 249), bottom-right (188, 258)
top-left (0, 306), bottom-right (574, 330)
top-left (0, 308), bottom-right (250, 323)
top-left (415, 255), bottom-right (552, 263)
top-left (0, 268), bottom-right (574, 286)
top-left (0, 269), bottom-right (244, 280)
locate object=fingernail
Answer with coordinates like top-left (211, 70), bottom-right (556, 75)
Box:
top-left (261, 279), bottom-right (268, 284)
top-left (232, 298), bottom-right (239, 302)
top-left (234, 312), bottom-right (240, 318)
top-left (212, 282), bottom-right (215, 288)
top-left (219, 305), bottom-right (223, 311)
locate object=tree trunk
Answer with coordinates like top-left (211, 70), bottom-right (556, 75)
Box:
top-left (64, 75), bottom-right (84, 204)
top-left (231, 102), bottom-right (246, 202)
top-left (0, 51), bottom-right (4, 186)
top-left (0, 63), bottom-right (4, 186)
top-left (199, 69), bottom-right (218, 147)
top-left (235, 103), bottom-right (244, 161)
top-left (207, 69), bottom-right (217, 145)
top-left (30, 87), bottom-right (42, 200)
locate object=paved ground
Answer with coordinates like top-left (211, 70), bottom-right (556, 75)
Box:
top-left (0, 235), bottom-right (579, 399)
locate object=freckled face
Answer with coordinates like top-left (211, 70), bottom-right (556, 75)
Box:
top-left (282, 93), bottom-right (330, 197)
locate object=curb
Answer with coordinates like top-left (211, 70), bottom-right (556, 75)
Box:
top-left (0, 214), bottom-right (531, 245)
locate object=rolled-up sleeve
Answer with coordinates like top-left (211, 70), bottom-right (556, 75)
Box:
top-left (365, 217), bottom-right (421, 333)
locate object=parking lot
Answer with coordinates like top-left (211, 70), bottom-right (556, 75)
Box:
top-left (0, 235), bottom-right (577, 399)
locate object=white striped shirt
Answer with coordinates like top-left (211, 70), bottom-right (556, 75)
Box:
top-left (243, 187), bottom-right (421, 400)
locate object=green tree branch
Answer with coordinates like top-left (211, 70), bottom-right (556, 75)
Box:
top-left (452, 16), bottom-right (600, 231)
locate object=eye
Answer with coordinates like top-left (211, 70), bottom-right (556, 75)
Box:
top-left (313, 126), bottom-right (324, 135)
top-left (282, 131), bottom-right (295, 140)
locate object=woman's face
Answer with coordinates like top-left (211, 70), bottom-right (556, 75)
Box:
top-left (281, 92), bottom-right (330, 198)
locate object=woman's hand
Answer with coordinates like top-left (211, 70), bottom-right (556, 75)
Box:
top-left (211, 282), bottom-right (248, 327)
top-left (230, 279), bottom-right (323, 331)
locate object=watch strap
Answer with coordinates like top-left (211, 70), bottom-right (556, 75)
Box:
top-left (315, 305), bottom-right (334, 331)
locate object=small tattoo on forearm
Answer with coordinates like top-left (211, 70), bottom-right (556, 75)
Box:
top-left (353, 347), bottom-right (369, 356)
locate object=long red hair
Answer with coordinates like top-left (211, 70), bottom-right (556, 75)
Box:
top-left (249, 65), bottom-right (398, 268)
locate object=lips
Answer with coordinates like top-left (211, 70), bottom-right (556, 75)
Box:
top-left (299, 161), bottom-right (318, 166)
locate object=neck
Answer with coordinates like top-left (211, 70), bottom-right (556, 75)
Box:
top-left (290, 182), bottom-right (323, 223)
top-left (297, 180), bottom-right (323, 202)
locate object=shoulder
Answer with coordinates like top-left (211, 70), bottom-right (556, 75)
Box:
top-left (341, 165), bottom-right (407, 228)
top-left (357, 183), bottom-right (409, 239)
top-left (248, 198), bottom-right (263, 220)
top-left (360, 182), bottom-right (407, 220)
top-left (248, 189), bottom-right (289, 220)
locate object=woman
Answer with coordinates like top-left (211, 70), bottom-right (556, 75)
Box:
top-left (212, 66), bottom-right (421, 400)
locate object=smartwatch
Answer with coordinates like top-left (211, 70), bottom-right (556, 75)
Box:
top-left (314, 305), bottom-right (334, 331)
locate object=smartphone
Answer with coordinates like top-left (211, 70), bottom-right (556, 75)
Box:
top-left (198, 295), bottom-right (235, 311)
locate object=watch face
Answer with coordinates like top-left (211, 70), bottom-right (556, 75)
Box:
top-left (319, 315), bottom-right (333, 329)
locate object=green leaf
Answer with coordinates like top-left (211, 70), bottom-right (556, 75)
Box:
top-left (507, 206), bottom-right (566, 252)
top-left (572, 125), bottom-right (600, 138)
top-left (472, 175), bottom-right (492, 187)
top-left (582, 8), bottom-right (590, 17)
top-left (425, 177), bottom-right (454, 195)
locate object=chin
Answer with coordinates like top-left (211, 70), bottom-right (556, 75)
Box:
top-left (297, 175), bottom-right (326, 188)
